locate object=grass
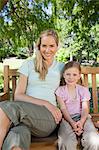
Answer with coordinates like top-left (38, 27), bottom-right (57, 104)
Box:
top-left (0, 58), bottom-right (25, 91)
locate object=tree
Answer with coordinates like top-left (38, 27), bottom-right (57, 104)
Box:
top-left (56, 0), bottom-right (99, 63)
top-left (0, 0), bottom-right (56, 59)
top-left (0, 0), bottom-right (8, 11)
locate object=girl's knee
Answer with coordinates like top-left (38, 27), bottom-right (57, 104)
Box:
top-left (58, 136), bottom-right (78, 149)
top-left (82, 132), bottom-right (99, 148)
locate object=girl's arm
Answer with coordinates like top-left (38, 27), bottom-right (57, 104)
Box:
top-left (80, 101), bottom-right (89, 125)
top-left (15, 74), bottom-right (62, 124)
top-left (76, 101), bottom-right (89, 134)
top-left (56, 96), bottom-right (77, 128)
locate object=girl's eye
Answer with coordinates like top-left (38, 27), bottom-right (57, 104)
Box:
top-left (50, 45), bottom-right (54, 47)
top-left (73, 74), bottom-right (77, 76)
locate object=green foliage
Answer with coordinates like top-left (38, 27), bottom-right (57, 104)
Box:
top-left (56, 48), bottom-right (69, 62)
top-left (0, 0), bottom-right (99, 63)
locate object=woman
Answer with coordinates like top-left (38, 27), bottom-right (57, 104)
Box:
top-left (0, 29), bottom-right (64, 150)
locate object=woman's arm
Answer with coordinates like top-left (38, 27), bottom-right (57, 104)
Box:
top-left (15, 74), bottom-right (49, 105)
top-left (15, 74), bottom-right (62, 124)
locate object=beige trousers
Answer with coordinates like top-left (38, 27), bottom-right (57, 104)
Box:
top-left (58, 116), bottom-right (99, 150)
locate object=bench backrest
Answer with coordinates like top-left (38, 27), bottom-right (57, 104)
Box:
top-left (2, 65), bottom-right (99, 120)
top-left (3, 65), bottom-right (19, 100)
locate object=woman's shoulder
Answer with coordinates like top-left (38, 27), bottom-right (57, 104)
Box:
top-left (54, 60), bottom-right (65, 71)
top-left (56, 60), bottom-right (65, 66)
top-left (18, 57), bottom-right (35, 75)
top-left (21, 57), bottom-right (34, 67)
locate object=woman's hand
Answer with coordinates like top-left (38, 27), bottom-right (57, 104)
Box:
top-left (44, 102), bottom-right (62, 124)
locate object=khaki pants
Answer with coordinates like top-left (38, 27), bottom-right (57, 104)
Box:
top-left (58, 116), bottom-right (99, 150)
top-left (0, 101), bottom-right (57, 150)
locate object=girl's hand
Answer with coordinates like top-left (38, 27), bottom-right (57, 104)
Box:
top-left (71, 120), bottom-right (78, 132)
top-left (75, 121), bottom-right (84, 136)
top-left (71, 120), bottom-right (83, 136)
top-left (44, 102), bottom-right (62, 124)
top-left (76, 120), bottom-right (83, 131)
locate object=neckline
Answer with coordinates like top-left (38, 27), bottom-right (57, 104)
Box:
top-left (48, 60), bottom-right (56, 69)
top-left (65, 84), bottom-right (78, 102)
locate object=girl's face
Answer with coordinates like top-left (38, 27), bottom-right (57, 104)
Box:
top-left (40, 35), bottom-right (58, 62)
top-left (63, 67), bottom-right (81, 86)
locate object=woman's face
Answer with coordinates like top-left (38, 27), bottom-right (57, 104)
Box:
top-left (40, 35), bottom-right (58, 61)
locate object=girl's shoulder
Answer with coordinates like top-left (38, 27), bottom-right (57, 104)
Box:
top-left (55, 85), bottom-right (66, 94)
top-left (77, 84), bottom-right (91, 100)
top-left (77, 84), bottom-right (89, 91)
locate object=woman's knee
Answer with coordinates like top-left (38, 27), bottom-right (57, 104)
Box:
top-left (0, 108), bottom-right (10, 126)
top-left (2, 125), bottom-right (31, 150)
top-left (11, 146), bottom-right (23, 150)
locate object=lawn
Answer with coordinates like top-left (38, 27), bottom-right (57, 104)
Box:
top-left (0, 58), bottom-right (25, 90)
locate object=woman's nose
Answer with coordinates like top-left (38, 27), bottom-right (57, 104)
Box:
top-left (46, 47), bottom-right (50, 52)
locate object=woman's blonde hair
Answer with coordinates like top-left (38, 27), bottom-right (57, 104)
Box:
top-left (60, 61), bottom-right (84, 86)
top-left (34, 29), bottom-right (59, 80)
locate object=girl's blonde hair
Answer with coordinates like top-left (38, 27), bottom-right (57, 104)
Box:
top-left (60, 61), bottom-right (84, 86)
top-left (34, 29), bottom-right (59, 80)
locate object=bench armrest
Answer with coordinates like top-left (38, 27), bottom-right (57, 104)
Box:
top-left (0, 92), bottom-right (8, 101)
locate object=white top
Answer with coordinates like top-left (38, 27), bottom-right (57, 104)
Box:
top-left (19, 57), bottom-right (64, 106)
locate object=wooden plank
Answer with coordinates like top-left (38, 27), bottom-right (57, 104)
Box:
top-left (92, 74), bottom-right (98, 113)
top-left (81, 66), bottom-right (99, 74)
top-left (12, 76), bottom-right (17, 100)
top-left (30, 141), bottom-right (57, 150)
top-left (9, 69), bottom-right (19, 76)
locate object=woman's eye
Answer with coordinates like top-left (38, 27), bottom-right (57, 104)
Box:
top-left (42, 45), bottom-right (46, 47)
top-left (66, 73), bottom-right (70, 76)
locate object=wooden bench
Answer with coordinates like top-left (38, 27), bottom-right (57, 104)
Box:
top-left (0, 65), bottom-right (99, 150)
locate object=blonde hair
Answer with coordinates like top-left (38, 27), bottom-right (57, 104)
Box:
top-left (34, 29), bottom-right (59, 80)
top-left (60, 61), bottom-right (84, 86)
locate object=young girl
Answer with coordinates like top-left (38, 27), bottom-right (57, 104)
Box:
top-left (55, 61), bottom-right (99, 150)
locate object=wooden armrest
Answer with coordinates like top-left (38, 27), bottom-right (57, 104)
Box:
top-left (94, 121), bottom-right (99, 129)
top-left (0, 92), bottom-right (8, 101)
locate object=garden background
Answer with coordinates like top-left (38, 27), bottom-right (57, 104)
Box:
top-left (0, 0), bottom-right (99, 96)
